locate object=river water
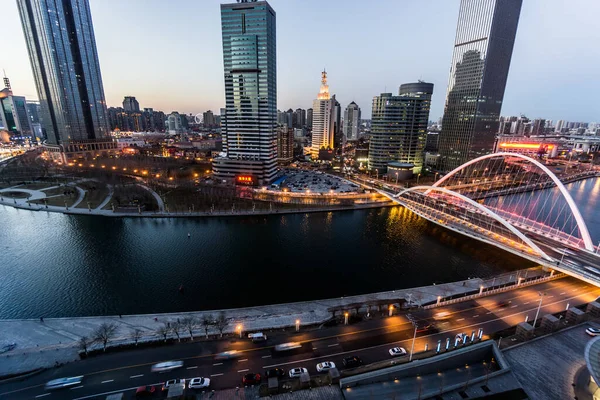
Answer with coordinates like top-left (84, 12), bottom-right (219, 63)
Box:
top-left (1, 178), bottom-right (598, 319)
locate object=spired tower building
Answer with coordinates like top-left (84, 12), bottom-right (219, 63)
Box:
top-left (438, 0), bottom-right (523, 171)
top-left (213, 0), bottom-right (278, 185)
top-left (310, 71), bottom-right (336, 160)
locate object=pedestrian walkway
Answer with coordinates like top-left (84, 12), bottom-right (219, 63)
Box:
top-left (95, 184), bottom-right (114, 210)
top-left (0, 267), bottom-right (553, 378)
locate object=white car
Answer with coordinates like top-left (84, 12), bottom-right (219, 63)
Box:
top-left (162, 379), bottom-right (185, 391)
top-left (389, 347), bottom-right (407, 357)
top-left (151, 360), bottom-right (184, 372)
top-left (45, 376), bottom-right (83, 390)
top-left (288, 367), bottom-right (308, 378)
top-left (316, 361), bottom-right (336, 372)
top-left (586, 327), bottom-right (600, 337)
top-left (188, 377), bottom-right (210, 389)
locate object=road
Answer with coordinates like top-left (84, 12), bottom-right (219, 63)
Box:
top-left (1, 277), bottom-right (598, 400)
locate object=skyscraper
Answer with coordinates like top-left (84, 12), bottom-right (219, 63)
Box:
top-left (306, 108), bottom-right (313, 130)
top-left (310, 71), bottom-right (336, 160)
top-left (123, 96), bottom-right (140, 112)
top-left (203, 110), bottom-right (216, 128)
top-left (213, 0), bottom-right (278, 185)
top-left (368, 82), bottom-right (433, 174)
top-left (438, 0), bottom-right (522, 171)
top-left (17, 0), bottom-right (110, 145)
top-left (344, 102), bottom-right (361, 141)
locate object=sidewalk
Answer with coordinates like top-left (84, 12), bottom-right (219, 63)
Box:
top-left (0, 266), bottom-right (552, 378)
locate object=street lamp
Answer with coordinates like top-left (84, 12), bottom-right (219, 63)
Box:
top-left (531, 292), bottom-right (546, 334)
top-left (417, 173), bottom-right (421, 185)
top-left (344, 312), bottom-right (349, 325)
top-left (236, 324), bottom-right (243, 338)
top-left (295, 319), bottom-right (300, 332)
top-left (388, 305), bottom-right (394, 317)
top-left (409, 322), bottom-right (418, 361)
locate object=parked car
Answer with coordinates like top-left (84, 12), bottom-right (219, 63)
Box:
top-left (135, 386), bottom-right (156, 397)
top-left (151, 360), bottom-right (183, 372)
top-left (242, 373), bottom-right (261, 385)
top-left (45, 376), bottom-right (83, 390)
top-left (266, 368), bottom-right (286, 378)
top-left (586, 327), bottom-right (600, 337)
top-left (288, 367), bottom-right (308, 378)
top-left (316, 361), bottom-right (336, 372)
top-left (188, 377), bottom-right (210, 389)
top-left (162, 379), bottom-right (185, 391)
top-left (389, 347), bottom-right (407, 357)
top-left (342, 356), bottom-right (363, 368)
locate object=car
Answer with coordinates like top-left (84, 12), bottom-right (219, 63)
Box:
top-left (342, 356), bottom-right (363, 368)
top-left (274, 342), bottom-right (302, 352)
top-left (45, 376), bottom-right (83, 390)
top-left (266, 368), bottom-right (286, 378)
top-left (497, 300), bottom-right (512, 308)
top-left (586, 327), bottom-right (600, 337)
top-left (215, 350), bottom-right (240, 360)
top-left (434, 311), bottom-right (451, 320)
top-left (288, 367), bottom-right (308, 378)
top-left (162, 379), bottom-right (185, 391)
top-left (389, 347), bottom-right (407, 357)
top-left (188, 377), bottom-right (210, 389)
top-left (417, 323), bottom-right (436, 333)
top-left (242, 373), bottom-right (261, 385)
top-left (135, 386), bottom-right (156, 397)
top-left (316, 361), bottom-right (336, 372)
top-left (151, 360), bottom-right (183, 372)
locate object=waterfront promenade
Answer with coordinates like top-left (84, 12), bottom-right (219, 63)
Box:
top-left (0, 267), bottom-right (551, 378)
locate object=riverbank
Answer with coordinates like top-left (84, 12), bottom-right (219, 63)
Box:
top-left (0, 266), bottom-right (554, 378)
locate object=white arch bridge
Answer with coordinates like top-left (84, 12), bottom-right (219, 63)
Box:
top-left (379, 153), bottom-right (600, 287)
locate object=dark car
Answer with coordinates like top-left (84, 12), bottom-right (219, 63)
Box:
top-left (497, 300), bottom-right (512, 308)
top-left (242, 373), bottom-right (261, 385)
top-left (135, 386), bottom-right (156, 397)
top-left (416, 323), bottom-right (436, 333)
top-left (266, 368), bottom-right (286, 378)
top-left (343, 356), bottom-right (363, 368)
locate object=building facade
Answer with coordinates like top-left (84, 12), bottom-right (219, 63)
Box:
top-left (213, 0), bottom-right (278, 185)
top-left (306, 108), bottom-right (313, 130)
top-left (277, 126), bottom-right (293, 163)
top-left (368, 82), bottom-right (433, 174)
top-left (344, 101), bottom-right (361, 141)
top-left (438, 0), bottom-right (523, 171)
top-left (123, 96), bottom-right (140, 112)
top-left (310, 71), bottom-right (336, 160)
top-left (17, 0), bottom-right (110, 145)
top-left (203, 110), bottom-right (216, 128)
top-left (0, 88), bottom-right (33, 140)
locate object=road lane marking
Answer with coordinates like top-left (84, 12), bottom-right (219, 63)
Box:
top-left (186, 366), bottom-right (198, 370)
top-left (511, 305), bottom-right (518, 308)
top-left (262, 355), bottom-right (271, 358)
top-left (213, 363), bottom-right (223, 366)
top-left (473, 315), bottom-right (479, 318)
top-left (523, 302), bottom-right (530, 304)
top-left (238, 359), bottom-right (248, 362)
top-left (486, 312), bottom-right (492, 314)
top-left (456, 318), bottom-right (465, 322)
top-left (560, 292), bottom-right (565, 295)
top-left (327, 343), bottom-right (339, 347)
top-left (130, 375), bottom-right (143, 378)
top-left (35, 394), bottom-right (50, 398)
top-left (101, 380), bottom-right (114, 384)
top-left (211, 373), bottom-right (224, 377)
top-left (72, 382), bottom-right (164, 400)
top-left (70, 386), bottom-right (84, 390)
top-left (238, 369), bottom-right (249, 373)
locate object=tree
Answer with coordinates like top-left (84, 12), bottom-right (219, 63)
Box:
top-left (202, 314), bottom-right (213, 339)
top-left (156, 323), bottom-right (171, 343)
top-left (93, 322), bottom-right (118, 352)
top-left (181, 316), bottom-right (198, 340)
top-left (130, 328), bottom-right (143, 346)
top-left (77, 335), bottom-right (94, 355)
top-left (214, 312), bottom-right (228, 338)
top-left (171, 321), bottom-right (182, 342)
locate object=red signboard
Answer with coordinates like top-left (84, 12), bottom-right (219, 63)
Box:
top-left (236, 175), bottom-right (256, 186)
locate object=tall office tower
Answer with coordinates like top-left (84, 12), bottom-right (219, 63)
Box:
top-left (203, 110), bottom-right (216, 128)
top-left (0, 87), bottom-right (33, 138)
top-left (285, 109), bottom-right (294, 128)
top-left (555, 120), bottom-right (565, 132)
top-left (343, 101), bottom-right (361, 141)
top-left (123, 96), bottom-right (140, 112)
top-left (306, 108), bottom-right (313, 130)
top-left (276, 126), bottom-right (294, 163)
top-left (293, 108), bottom-right (306, 128)
top-left (438, 0), bottom-right (522, 171)
top-left (333, 99), bottom-right (342, 149)
top-left (213, 0), bottom-right (278, 185)
top-left (17, 0), bottom-right (110, 145)
top-left (310, 70), bottom-right (336, 159)
top-left (368, 82), bottom-right (433, 174)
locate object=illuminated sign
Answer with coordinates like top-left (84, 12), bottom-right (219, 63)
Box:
top-left (499, 143), bottom-right (555, 150)
top-left (236, 175), bottom-right (256, 186)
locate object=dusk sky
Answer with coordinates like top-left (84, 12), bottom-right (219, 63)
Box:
top-left (3, 0), bottom-right (600, 122)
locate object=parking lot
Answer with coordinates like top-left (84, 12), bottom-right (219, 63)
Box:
top-left (276, 169), bottom-right (361, 194)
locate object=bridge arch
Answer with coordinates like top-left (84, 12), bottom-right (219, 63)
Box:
top-left (396, 185), bottom-right (552, 260)
top-left (430, 152), bottom-right (594, 251)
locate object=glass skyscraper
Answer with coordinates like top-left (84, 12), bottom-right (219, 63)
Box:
top-left (17, 0), bottom-right (109, 145)
top-left (368, 82), bottom-right (433, 174)
top-left (438, 0), bottom-right (522, 171)
top-left (213, 0), bottom-right (278, 185)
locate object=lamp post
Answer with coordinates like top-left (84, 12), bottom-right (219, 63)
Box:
top-left (389, 305), bottom-right (394, 317)
top-left (409, 322), bottom-right (418, 361)
top-left (295, 319), bottom-right (300, 332)
top-left (344, 312), bottom-right (349, 325)
top-left (532, 292), bottom-right (546, 333)
top-left (236, 324), bottom-right (243, 338)
top-left (417, 173), bottom-right (421, 185)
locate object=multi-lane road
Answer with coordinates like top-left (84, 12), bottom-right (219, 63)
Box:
top-left (1, 277), bottom-right (598, 400)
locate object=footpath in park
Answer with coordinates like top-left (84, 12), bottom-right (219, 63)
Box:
top-left (0, 267), bottom-right (554, 378)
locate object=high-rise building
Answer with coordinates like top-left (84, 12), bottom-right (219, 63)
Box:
top-left (203, 110), bottom-right (216, 128)
top-left (277, 126), bottom-right (293, 163)
top-left (166, 112), bottom-right (184, 134)
top-left (285, 109), bottom-right (294, 129)
top-left (123, 96), bottom-right (140, 112)
top-left (343, 102), bottom-right (361, 141)
top-left (333, 99), bottom-right (342, 150)
top-left (293, 108), bottom-right (306, 128)
top-left (555, 120), bottom-right (566, 132)
top-left (306, 108), bottom-right (313, 130)
top-left (368, 82), bottom-right (434, 174)
top-left (17, 0), bottom-right (110, 145)
top-left (0, 87), bottom-right (33, 139)
top-left (310, 71), bottom-right (336, 159)
top-left (213, 0), bottom-right (278, 185)
top-left (438, 0), bottom-right (522, 171)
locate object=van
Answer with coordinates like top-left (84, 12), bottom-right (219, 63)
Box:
top-left (248, 332), bottom-right (267, 342)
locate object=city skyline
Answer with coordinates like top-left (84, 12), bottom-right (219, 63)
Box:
top-left (3, 0), bottom-right (600, 122)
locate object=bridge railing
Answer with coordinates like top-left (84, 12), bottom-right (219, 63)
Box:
top-left (423, 272), bottom-right (566, 309)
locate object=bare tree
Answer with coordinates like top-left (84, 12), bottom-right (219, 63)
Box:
top-left (93, 322), bottom-right (118, 352)
top-left (171, 321), bottom-right (182, 342)
top-left (202, 314), bottom-right (214, 339)
top-left (77, 336), bottom-right (94, 355)
top-left (181, 316), bottom-right (198, 340)
top-left (130, 328), bottom-right (143, 346)
top-left (155, 323), bottom-right (171, 343)
top-left (214, 312), bottom-right (228, 338)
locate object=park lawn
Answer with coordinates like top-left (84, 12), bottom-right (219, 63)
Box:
top-left (19, 182), bottom-right (56, 190)
top-left (75, 181), bottom-right (109, 209)
top-left (0, 190), bottom-right (31, 199)
top-left (31, 193), bottom-right (78, 207)
top-left (41, 186), bottom-right (72, 197)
